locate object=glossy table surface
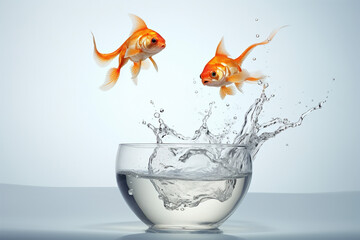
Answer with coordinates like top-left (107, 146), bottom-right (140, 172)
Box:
top-left (1, 184), bottom-right (359, 240)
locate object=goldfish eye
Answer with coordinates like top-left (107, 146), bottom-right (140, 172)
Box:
top-left (151, 38), bottom-right (157, 43)
top-left (211, 71), bottom-right (217, 77)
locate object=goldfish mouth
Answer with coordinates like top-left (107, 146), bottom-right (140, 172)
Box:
top-left (202, 78), bottom-right (212, 85)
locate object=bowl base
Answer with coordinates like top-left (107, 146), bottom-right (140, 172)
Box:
top-left (146, 226), bottom-right (222, 234)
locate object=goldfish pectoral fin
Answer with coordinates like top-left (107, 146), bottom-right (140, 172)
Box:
top-left (125, 48), bottom-right (141, 58)
top-left (149, 57), bottom-right (158, 72)
top-left (227, 72), bottom-right (248, 83)
top-left (220, 86), bottom-right (235, 99)
top-left (99, 67), bottom-right (120, 91)
top-left (235, 82), bottom-right (244, 93)
top-left (215, 37), bottom-right (230, 57)
top-left (131, 61), bottom-right (141, 80)
top-left (129, 14), bottom-right (148, 35)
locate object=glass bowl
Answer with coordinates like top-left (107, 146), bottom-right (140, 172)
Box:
top-left (116, 143), bottom-right (252, 232)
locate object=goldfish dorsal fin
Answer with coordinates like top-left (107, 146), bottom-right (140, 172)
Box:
top-left (129, 14), bottom-right (148, 34)
top-left (215, 37), bottom-right (230, 57)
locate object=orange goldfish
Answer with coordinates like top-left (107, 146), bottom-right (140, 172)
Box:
top-left (92, 14), bottom-right (166, 90)
top-left (200, 27), bottom-right (285, 99)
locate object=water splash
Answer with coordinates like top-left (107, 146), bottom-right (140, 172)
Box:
top-left (144, 86), bottom-right (325, 210)
top-left (233, 89), bottom-right (325, 159)
top-left (147, 87), bottom-right (325, 162)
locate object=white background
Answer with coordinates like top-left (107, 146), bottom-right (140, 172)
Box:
top-left (0, 0), bottom-right (359, 193)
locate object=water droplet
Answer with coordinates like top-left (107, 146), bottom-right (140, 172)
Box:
top-left (298, 101), bottom-right (301, 104)
top-left (226, 103), bottom-right (230, 107)
top-left (193, 80), bottom-right (196, 84)
top-left (142, 120), bottom-right (146, 125)
top-left (195, 90), bottom-right (198, 94)
top-left (286, 144), bottom-right (289, 147)
top-left (160, 108), bottom-right (164, 113)
top-left (332, 78), bottom-right (335, 81)
top-left (252, 57), bottom-right (256, 61)
top-left (257, 80), bottom-right (263, 85)
top-left (128, 189), bottom-right (133, 195)
top-left (154, 112), bottom-right (160, 118)
top-left (233, 116), bottom-right (237, 120)
top-left (305, 105), bottom-right (308, 108)
top-left (233, 131), bottom-right (237, 134)
top-left (255, 18), bottom-right (259, 21)
top-left (180, 208), bottom-right (184, 211)
top-left (256, 34), bottom-right (260, 38)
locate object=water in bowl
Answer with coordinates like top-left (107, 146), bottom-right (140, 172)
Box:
top-left (117, 171), bottom-right (251, 231)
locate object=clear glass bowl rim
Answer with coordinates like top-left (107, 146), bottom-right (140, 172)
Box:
top-left (119, 143), bottom-right (248, 148)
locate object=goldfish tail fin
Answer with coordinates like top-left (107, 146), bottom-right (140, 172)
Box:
top-left (235, 25), bottom-right (287, 66)
top-left (99, 67), bottom-right (120, 91)
top-left (92, 32), bottom-right (123, 67)
top-left (220, 85), bottom-right (236, 99)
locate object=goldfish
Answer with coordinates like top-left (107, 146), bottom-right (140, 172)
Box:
top-left (200, 26), bottom-right (285, 99)
top-left (92, 14), bottom-right (166, 90)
